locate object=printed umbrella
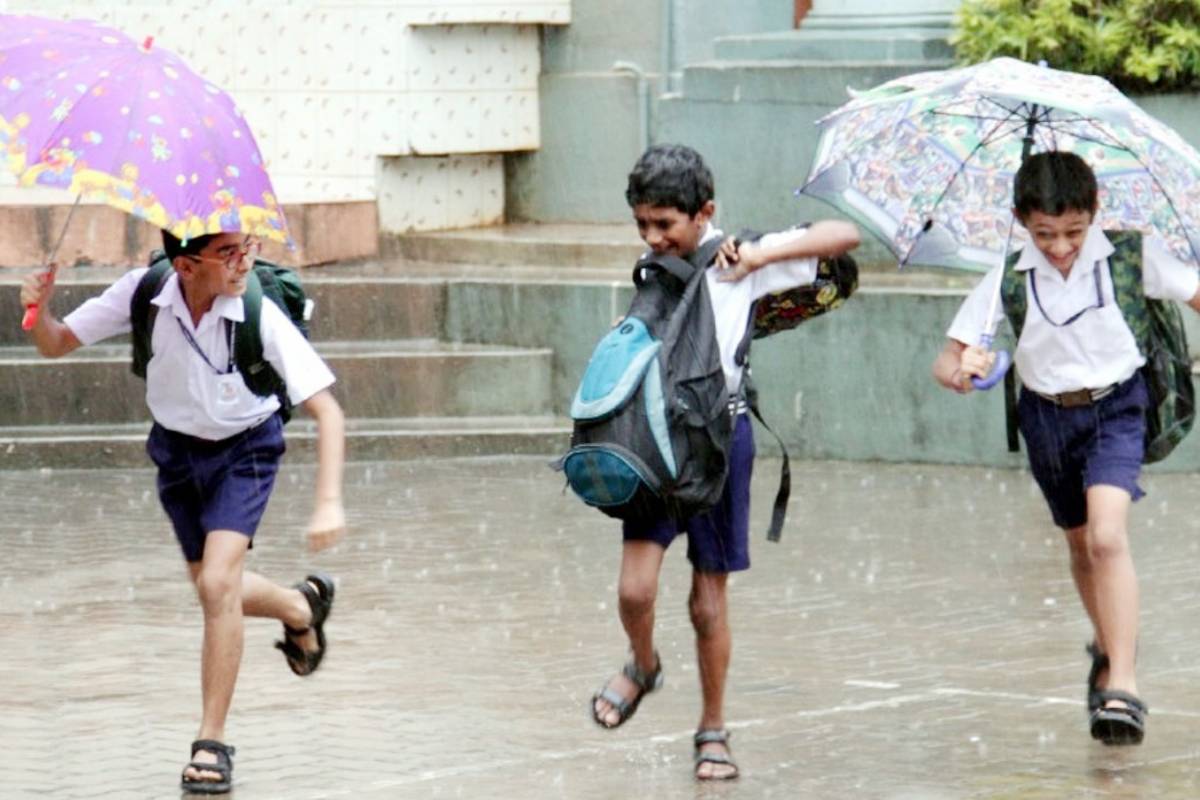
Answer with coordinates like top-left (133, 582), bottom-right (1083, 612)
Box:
top-left (0, 14), bottom-right (289, 326)
top-left (799, 57), bottom-right (1200, 387)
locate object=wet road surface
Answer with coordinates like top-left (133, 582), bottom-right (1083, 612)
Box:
top-left (4, 457), bottom-right (1200, 799)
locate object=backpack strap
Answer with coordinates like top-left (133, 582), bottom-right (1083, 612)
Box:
top-left (129, 253), bottom-right (175, 379)
top-left (730, 228), bottom-right (789, 542)
top-left (632, 235), bottom-right (726, 287)
top-left (1104, 230), bottom-right (1148, 352)
top-left (232, 268), bottom-right (275, 394)
top-left (999, 250), bottom-right (1027, 454)
top-left (742, 373), bottom-right (791, 542)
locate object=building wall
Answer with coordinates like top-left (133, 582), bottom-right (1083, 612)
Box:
top-left (507, 0), bottom-right (792, 224)
top-left (0, 0), bottom-right (568, 249)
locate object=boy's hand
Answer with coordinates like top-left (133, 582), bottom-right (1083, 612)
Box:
top-left (956, 345), bottom-right (996, 393)
top-left (20, 264), bottom-right (58, 310)
top-left (714, 237), bottom-right (762, 283)
top-left (306, 498), bottom-right (346, 553)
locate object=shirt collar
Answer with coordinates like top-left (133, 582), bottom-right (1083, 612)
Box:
top-left (1013, 223), bottom-right (1114, 275)
top-left (151, 271), bottom-right (246, 328)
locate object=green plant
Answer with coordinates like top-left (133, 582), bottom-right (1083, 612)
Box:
top-left (952, 0), bottom-right (1200, 93)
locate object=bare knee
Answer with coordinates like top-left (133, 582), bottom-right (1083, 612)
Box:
top-left (194, 567), bottom-right (242, 615)
top-left (1087, 519), bottom-right (1130, 563)
top-left (618, 577), bottom-right (657, 619)
top-left (1068, 521), bottom-right (1130, 567)
top-left (689, 588), bottom-right (726, 638)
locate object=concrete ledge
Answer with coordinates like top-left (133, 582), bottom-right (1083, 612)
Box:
top-left (0, 339), bottom-right (556, 424)
top-left (380, 223), bottom-right (645, 268)
top-left (0, 416), bottom-right (571, 470)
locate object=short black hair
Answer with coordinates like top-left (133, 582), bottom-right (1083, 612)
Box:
top-left (625, 144), bottom-right (714, 216)
top-left (161, 230), bottom-right (218, 261)
top-left (1013, 151), bottom-right (1098, 220)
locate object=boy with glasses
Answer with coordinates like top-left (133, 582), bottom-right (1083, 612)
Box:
top-left (21, 229), bottom-right (346, 793)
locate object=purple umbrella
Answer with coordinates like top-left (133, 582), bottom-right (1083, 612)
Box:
top-left (1, 14), bottom-right (291, 326)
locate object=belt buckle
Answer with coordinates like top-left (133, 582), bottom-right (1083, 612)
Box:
top-left (1058, 389), bottom-right (1093, 408)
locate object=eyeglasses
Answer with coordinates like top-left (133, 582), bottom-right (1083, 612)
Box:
top-left (188, 237), bottom-right (262, 270)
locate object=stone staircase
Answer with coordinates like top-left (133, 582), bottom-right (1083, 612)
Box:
top-left (0, 227), bottom-right (645, 469)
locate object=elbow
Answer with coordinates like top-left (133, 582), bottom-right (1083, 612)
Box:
top-left (838, 222), bottom-right (861, 252)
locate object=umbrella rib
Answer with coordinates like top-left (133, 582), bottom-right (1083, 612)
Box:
top-left (1038, 118), bottom-right (1200, 267)
top-left (898, 107), bottom-right (1021, 266)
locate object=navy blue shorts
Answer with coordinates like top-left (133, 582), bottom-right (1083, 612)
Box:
top-left (623, 413), bottom-right (755, 573)
top-left (146, 414), bottom-right (286, 563)
top-left (1017, 373), bottom-right (1147, 530)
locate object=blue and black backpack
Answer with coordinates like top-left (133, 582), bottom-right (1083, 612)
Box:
top-left (558, 237), bottom-right (791, 541)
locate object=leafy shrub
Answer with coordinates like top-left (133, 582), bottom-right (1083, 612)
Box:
top-left (953, 0), bottom-right (1200, 93)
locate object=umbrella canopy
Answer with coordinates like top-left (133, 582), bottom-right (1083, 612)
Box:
top-left (800, 57), bottom-right (1200, 272)
top-left (0, 14), bottom-right (288, 243)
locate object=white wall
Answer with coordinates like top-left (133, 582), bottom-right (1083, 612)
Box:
top-left (0, 1), bottom-right (568, 231)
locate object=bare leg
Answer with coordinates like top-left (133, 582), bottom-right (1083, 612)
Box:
top-left (242, 570), bottom-right (319, 653)
top-left (1080, 485), bottom-right (1140, 705)
top-left (182, 531), bottom-right (249, 784)
top-left (593, 540), bottom-right (665, 726)
top-left (690, 570), bottom-right (736, 780)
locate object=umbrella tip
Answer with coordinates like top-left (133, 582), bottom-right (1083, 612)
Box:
top-left (141, 36), bottom-right (154, 52)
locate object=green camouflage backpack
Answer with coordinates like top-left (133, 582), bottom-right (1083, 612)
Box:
top-left (999, 230), bottom-right (1195, 464)
top-left (130, 250), bottom-right (311, 419)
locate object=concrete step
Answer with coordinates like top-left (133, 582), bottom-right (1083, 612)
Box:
top-left (680, 59), bottom-right (953, 104)
top-left (0, 339), bottom-right (555, 425)
top-left (0, 415), bottom-right (573, 470)
top-left (714, 29), bottom-right (954, 64)
top-left (0, 268), bottom-right (446, 346)
top-left (380, 223), bottom-right (645, 269)
top-left (799, 12), bottom-right (954, 30)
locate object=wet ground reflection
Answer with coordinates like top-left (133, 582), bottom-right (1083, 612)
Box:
top-left (3, 457), bottom-right (1200, 798)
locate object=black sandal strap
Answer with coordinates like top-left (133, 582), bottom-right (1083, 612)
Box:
top-left (190, 739), bottom-right (235, 759)
top-left (1094, 690), bottom-right (1148, 714)
top-left (621, 652), bottom-right (662, 693)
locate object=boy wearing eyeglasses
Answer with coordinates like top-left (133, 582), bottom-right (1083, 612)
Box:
top-left (933, 151), bottom-right (1200, 746)
top-left (20, 230), bottom-right (346, 794)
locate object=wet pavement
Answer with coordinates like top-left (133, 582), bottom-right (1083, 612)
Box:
top-left (4, 456), bottom-right (1200, 799)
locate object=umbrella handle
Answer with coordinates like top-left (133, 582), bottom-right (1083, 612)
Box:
top-left (971, 348), bottom-right (1012, 391)
top-left (21, 304), bottom-right (39, 331)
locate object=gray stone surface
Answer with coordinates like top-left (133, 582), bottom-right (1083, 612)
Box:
top-left (4, 456), bottom-right (1200, 798)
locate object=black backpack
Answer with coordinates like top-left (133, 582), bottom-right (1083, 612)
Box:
top-left (558, 237), bottom-right (790, 540)
top-left (130, 250), bottom-right (312, 418)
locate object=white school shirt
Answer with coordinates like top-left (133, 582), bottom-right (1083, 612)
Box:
top-left (692, 224), bottom-right (818, 393)
top-left (64, 268), bottom-right (335, 440)
top-left (947, 225), bottom-right (1199, 394)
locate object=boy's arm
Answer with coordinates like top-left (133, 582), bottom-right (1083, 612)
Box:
top-left (933, 338), bottom-right (995, 394)
top-left (299, 387), bottom-right (347, 552)
top-left (1186, 287), bottom-right (1200, 314)
top-left (20, 267), bottom-right (82, 357)
top-left (717, 220), bottom-right (860, 282)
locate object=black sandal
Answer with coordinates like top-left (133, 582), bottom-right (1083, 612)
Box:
top-left (275, 572), bottom-right (336, 677)
top-left (180, 739), bottom-right (235, 794)
top-left (694, 728), bottom-right (739, 781)
top-left (590, 653), bottom-right (663, 729)
top-left (1086, 641), bottom-right (1109, 714)
top-left (1090, 690), bottom-right (1147, 746)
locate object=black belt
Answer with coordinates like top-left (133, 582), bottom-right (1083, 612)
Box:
top-left (1032, 383), bottom-right (1117, 408)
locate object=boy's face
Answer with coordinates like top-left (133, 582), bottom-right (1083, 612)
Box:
top-left (175, 233), bottom-right (259, 299)
top-left (632, 201), bottom-right (714, 258)
top-left (1018, 208), bottom-right (1094, 271)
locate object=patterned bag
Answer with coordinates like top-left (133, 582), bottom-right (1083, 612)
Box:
top-left (745, 225), bottom-right (858, 339)
top-left (1000, 230), bottom-right (1195, 464)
